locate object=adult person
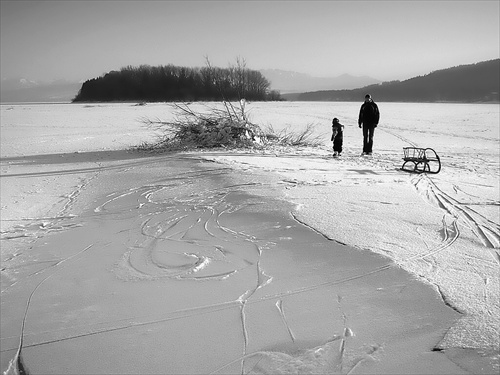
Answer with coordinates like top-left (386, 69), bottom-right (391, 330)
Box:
top-left (358, 94), bottom-right (380, 155)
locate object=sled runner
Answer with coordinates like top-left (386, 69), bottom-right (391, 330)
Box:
top-left (401, 147), bottom-right (441, 174)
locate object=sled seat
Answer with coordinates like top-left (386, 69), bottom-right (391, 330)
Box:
top-left (401, 147), bottom-right (441, 174)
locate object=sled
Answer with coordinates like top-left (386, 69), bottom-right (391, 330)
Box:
top-left (401, 147), bottom-right (441, 174)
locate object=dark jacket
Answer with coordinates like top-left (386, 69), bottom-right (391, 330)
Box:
top-left (331, 121), bottom-right (344, 141)
top-left (358, 100), bottom-right (380, 127)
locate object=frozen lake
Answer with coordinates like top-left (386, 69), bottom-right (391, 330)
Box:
top-left (2, 101), bottom-right (498, 224)
top-left (1, 101), bottom-right (499, 158)
top-left (1, 101), bottom-right (499, 373)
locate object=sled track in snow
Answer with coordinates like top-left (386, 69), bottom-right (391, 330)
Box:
top-left (411, 174), bottom-right (500, 265)
top-left (379, 128), bottom-right (418, 147)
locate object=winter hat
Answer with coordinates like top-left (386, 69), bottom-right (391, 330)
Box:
top-left (332, 118), bottom-right (339, 123)
top-left (365, 94), bottom-right (371, 99)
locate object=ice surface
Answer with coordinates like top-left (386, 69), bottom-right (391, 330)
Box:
top-left (1, 102), bottom-right (498, 373)
top-left (198, 101), bottom-right (500, 372)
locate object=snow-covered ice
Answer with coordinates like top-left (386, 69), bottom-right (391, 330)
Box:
top-left (204, 101), bottom-right (500, 346)
top-left (1, 101), bottom-right (498, 374)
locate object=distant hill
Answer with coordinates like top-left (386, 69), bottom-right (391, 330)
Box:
top-left (0, 78), bottom-right (81, 103)
top-left (260, 69), bottom-right (381, 93)
top-left (289, 59), bottom-right (499, 103)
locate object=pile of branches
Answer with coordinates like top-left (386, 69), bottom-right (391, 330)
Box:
top-left (139, 101), bottom-right (263, 151)
top-left (137, 100), bottom-right (324, 152)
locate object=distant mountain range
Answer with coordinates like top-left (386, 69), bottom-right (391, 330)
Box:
top-left (0, 78), bottom-right (82, 103)
top-left (1, 71), bottom-right (380, 103)
top-left (288, 59), bottom-right (499, 103)
top-left (260, 69), bottom-right (381, 93)
top-left (2, 59), bottom-right (498, 103)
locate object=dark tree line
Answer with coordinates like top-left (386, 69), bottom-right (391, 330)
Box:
top-left (72, 63), bottom-right (282, 102)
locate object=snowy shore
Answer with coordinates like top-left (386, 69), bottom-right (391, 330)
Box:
top-left (1, 102), bottom-right (498, 373)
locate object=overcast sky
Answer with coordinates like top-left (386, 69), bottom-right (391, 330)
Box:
top-left (1, 0), bottom-right (499, 83)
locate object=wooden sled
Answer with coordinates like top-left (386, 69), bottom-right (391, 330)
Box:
top-left (401, 147), bottom-right (441, 174)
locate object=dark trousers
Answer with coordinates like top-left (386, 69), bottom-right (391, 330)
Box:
top-left (333, 132), bottom-right (343, 153)
top-left (362, 126), bottom-right (375, 153)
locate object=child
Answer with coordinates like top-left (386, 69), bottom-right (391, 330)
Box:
top-left (331, 118), bottom-right (344, 157)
